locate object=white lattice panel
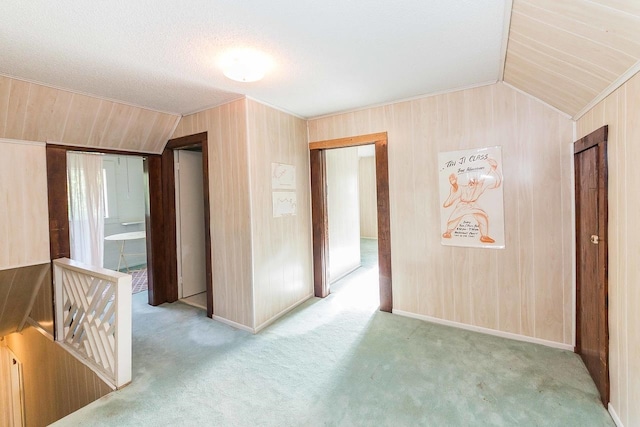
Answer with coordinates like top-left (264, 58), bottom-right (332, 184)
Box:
top-left (54, 258), bottom-right (132, 388)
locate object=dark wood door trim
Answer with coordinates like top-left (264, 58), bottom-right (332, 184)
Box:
top-left (309, 132), bottom-right (388, 150)
top-left (310, 150), bottom-right (329, 298)
top-left (163, 132), bottom-right (214, 318)
top-left (309, 132), bottom-right (393, 312)
top-left (143, 155), bottom-right (165, 306)
top-left (45, 144), bottom-right (168, 307)
top-left (46, 146), bottom-right (71, 260)
top-left (374, 138), bottom-right (392, 312)
top-left (574, 125), bottom-right (609, 405)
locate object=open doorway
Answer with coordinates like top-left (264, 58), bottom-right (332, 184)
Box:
top-left (102, 154), bottom-right (148, 293)
top-left (174, 147), bottom-right (207, 310)
top-left (66, 152), bottom-right (149, 294)
top-left (47, 137), bottom-right (212, 312)
top-left (160, 132), bottom-right (213, 317)
top-left (324, 144), bottom-right (379, 309)
top-left (309, 132), bottom-right (392, 312)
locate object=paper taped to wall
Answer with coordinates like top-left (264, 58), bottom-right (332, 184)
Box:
top-left (273, 192), bottom-right (297, 217)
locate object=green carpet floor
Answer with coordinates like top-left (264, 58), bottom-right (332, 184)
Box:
top-left (54, 240), bottom-right (613, 426)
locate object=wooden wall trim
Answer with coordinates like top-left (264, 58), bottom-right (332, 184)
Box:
top-left (309, 132), bottom-right (388, 150)
top-left (47, 143), bottom-right (155, 157)
top-left (574, 125), bottom-right (608, 154)
top-left (310, 150), bottom-right (329, 297)
top-left (46, 146), bottom-right (70, 260)
top-left (160, 148), bottom-right (178, 304)
top-left (143, 155), bottom-right (165, 306)
top-left (166, 132), bottom-right (207, 150)
top-left (375, 139), bottom-right (393, 312)
top-left (309, 132), bottom-right (393, 312)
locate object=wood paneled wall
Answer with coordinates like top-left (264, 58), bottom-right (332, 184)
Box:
top-left (577, 70), bottom-right (640, 427)
top-left (504, 0), bottom-right (640, 117)
top-left (308, 82), bottom-right (574, 346)
top-left (326, 147), bottom-right (361, 282)
top-left (0, 140), bottom-right (50, 269)
top-left (245, 99), bottom-right (313, 330)
top-left (359, 156), bottom-right (378, 239)
top-left (6, 326), bottom-right (112, 427)
top-left (0, 75), bottom-right (180, 153)
top-left (0, 343), bottom-right (12, 426)
top-left (0, 263), bottom-right (50, 337)
top-left (28, 267), bottom-right (54, 336)
top-left (172, 99), bottom-right (254, 328)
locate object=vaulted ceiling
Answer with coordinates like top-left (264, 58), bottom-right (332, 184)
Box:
top-left (504, 0), bottom-right (640, 118)
top-left (1, 1), bottom-right (639, 120)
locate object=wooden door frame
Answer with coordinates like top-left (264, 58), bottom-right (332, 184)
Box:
top-left (573, 125), bottom-right (609, 405)
top-left (46, 144), bottom-right (165, 307)
top-left (309, 132), bottom-right (392, 312)
top-left (46, 133), bottom-right (213, 318)
top-left (161, 132), bottom-right (213, 318)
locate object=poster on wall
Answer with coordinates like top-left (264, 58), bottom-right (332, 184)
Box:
top-left (272, 163), bottom-right (296, 190)
top-left (273, 191), bottom-right (297, 217)
top-left (438, 146), bottom-right (505, 249)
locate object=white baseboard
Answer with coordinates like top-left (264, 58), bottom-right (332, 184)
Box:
top-left (253, 293), bottom-right (315, 334)
top-left (392, 310), bottom-right (573, 351)
top-left (330, 264), bottom-right (361, 284)
top-left (211, 315), bottom-right (255, 334)
top-left (608, 403), bottom-right (624, 427)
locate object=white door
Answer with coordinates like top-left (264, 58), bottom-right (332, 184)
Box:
top-left (10, 352), bottom-right (24, 427)
top-left (175, 150), bottom-right (207, 299)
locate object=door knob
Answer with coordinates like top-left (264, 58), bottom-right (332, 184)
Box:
top-left (590, 235), bottom-right (600, 244)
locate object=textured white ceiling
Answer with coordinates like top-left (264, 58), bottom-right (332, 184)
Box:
top-left (0, 1), bottom-right (507, 118)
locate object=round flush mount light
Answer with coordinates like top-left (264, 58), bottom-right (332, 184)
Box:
top-left (220, 49), bottom-right (271, 83)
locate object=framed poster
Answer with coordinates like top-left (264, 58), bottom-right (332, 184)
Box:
top-left (438, 146), bottom-right (505, 249)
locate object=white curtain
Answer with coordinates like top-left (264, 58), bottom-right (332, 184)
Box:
top-left (67, 152), bottom-right (105, 268)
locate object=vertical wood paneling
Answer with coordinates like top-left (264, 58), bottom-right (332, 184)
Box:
top-left (308, 82), bottom-right (573, 345)
top-left (23, 83), bottom-right (63, 142)
top-left (0, 140), bottom-right (50, 269)
top-left (0, 77), bottom-right (11, 137)
top-left (28, 267), bottom-right (54, 336)
top-left (492, 84), bottom-right (521, 335)
top-left (246, 99), bottom-right (313, 329)
top-left (577, 70), bottom-right (640, 427)
top-left (5, 326), bottom-right (112, 427)
top-left (0, 75), bottom-right (180, 153)
top-left (415, 95), bottom-right (442, 319)
top-left (172, 99), bottom-right (254, 328)
top-left (6, 79), bottom-right (30, 139)
top-left (358, 156), bottom-right (378, 238)
top-left (505, 0), bottom-right (640, 117)
top-left (387, 101), bottom-right (416, 315)
top-left (465, 85), bottom-right (497, 330)
top-left (0, 264), bottom-right (49, 337)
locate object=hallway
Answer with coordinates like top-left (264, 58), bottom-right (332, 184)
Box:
top-left (55, 274), bottom-right (612, 426)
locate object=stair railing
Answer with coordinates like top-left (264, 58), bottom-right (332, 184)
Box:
top-left (53, 258), bottom-right (132, 389)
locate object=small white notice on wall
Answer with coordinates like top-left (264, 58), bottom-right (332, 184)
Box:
top-left (272, 163), bottom-right (296, 190)
top-left (438, 146), bottom-right (505, 249)
top-left (273, 192), bottom-right (297, 217)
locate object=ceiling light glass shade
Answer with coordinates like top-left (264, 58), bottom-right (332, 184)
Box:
top-left (220, 49), bottom-right (271, 83)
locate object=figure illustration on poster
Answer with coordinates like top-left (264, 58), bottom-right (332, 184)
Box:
top-left (441, 157), bottom-right (502, 244)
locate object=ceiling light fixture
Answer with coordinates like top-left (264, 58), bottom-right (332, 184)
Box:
top-left (220, 49), bottom-right (271, 83)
